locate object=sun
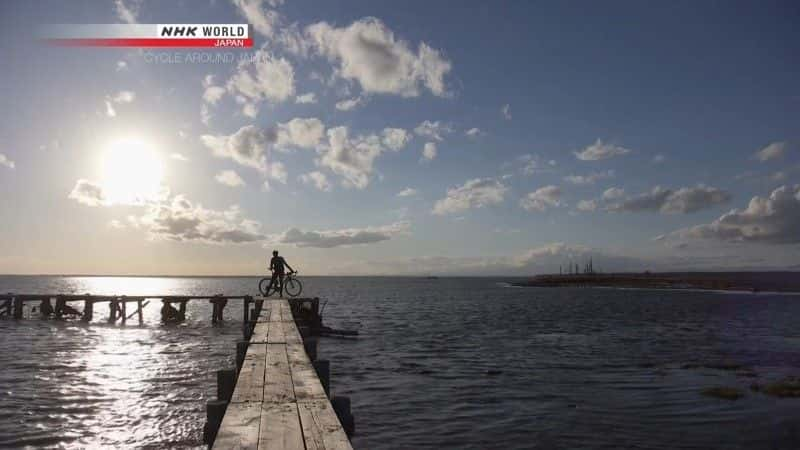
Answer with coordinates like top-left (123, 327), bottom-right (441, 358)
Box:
top-left (100, 138), bottom-right (164, 205)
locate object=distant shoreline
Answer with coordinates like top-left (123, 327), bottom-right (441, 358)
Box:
top-left (511, 271), bottom-right (800, 293)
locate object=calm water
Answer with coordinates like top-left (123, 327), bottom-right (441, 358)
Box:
top-left (1, 276), bottom-right (799, 449)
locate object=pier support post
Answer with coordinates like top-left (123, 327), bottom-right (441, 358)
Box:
top-left (304, 336), bottom-right (318, 361)
top-left (137, 300), bottom-right (144, 325)
top-left (217, 368), bottom-right (236, 401)
top-left (120, 300), bottom-right (127, 324)
top-left (313, 359), bottom-right (330, 397)
top-left (236, 341), bottom-right (249, 372)
top-left (108, 299), bottom-right (119, 323)
top-left (332, 395), bottom-right (355, 437)
top-left (13, 297), bottom-right (23, 319)
top-left (1, 296), bottom-right (12, 317)
top-left (203, 399), bottom-right (228, 445)
top-left (178, 300), bottom-right (187, 322)
top-left (243, 297), bottom-right (250, 323)
top-left (40, 297), bottom-right (53, 317)
top-left (82, 300), bottom-right (93, 322)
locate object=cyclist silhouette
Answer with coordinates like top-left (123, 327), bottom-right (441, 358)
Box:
top-left (268, 250), bottom-right (294, 297)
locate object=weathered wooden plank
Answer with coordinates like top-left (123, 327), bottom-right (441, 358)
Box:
top-left (298, 400), bottom-right (353, 450)
top-left (250, 322), bottom-right (270, 343)
top-left (279, 300), bottom-right (293, 321)
top-left (231, 344), bottom-right (267, 403)
top-left (213, 402), bottom-right (261, 450)
top-left (258, 402), bottom-right (305, 450)
top-left (282, 317), bottom-right (303, 344)
top-left (286, 344), bottom-right (328, 402)
top-left (267, 318), bottom-right (287, 344)
top-left (264, 344), bottom-right (295, 403)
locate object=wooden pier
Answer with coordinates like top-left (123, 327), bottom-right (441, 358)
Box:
top-left (0, 294), bottom-right (257, 324)
top-left (208, 298), bottom-right (354, 450)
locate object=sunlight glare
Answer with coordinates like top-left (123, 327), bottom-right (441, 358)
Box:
top-left (100, 138), bottom-right (164, 204)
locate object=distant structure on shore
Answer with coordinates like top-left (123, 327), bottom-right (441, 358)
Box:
top-left (558, 257), bottom-right (597, 276)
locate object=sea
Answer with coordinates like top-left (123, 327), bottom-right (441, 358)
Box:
top-left (1, 275), bottom-right (799, 449)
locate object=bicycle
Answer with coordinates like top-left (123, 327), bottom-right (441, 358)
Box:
top-left (258, 271), bottom-right (303, 297)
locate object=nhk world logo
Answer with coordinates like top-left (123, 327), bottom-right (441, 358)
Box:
top-left (39, 24), bottom-right (252, 48)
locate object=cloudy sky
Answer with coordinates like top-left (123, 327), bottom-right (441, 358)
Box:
top-left (1, 0), bottom-right (799, 275)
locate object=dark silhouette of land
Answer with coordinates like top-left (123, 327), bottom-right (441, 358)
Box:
top-left (513, 271), bottom-right (800, 293)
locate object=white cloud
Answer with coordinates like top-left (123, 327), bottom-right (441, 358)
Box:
top-left (299, 171), bottom-right (332, 192)
top-left (432, 178), bottom-right (507, 215)
top-left (502, 104), bottom-right (511, 120)
top-left (232, 0), bottom-right (281, 37)
top-left (131, 194), bottom-right (264, 244)
top-left (202, 75), bottom-right (226, 105)
top-left (671, 185), bottom-right (800, 244)
top-left (574, 139), bottom-right (631, 161)
top-left (0, 153), bottom-right (15, 169)
top-left (381, 128), bottom-right (410, 150)
top-left (564, 170), bottom-right (615, 185)
top-left (104, 90), bottom-right (135, 117)
top-left (517, 154), bottom-right (556, 175)
top-left (306, 17), bottom-right (452, 97)
top-left (201, 125), bottom-right (275, 172)
top-left (170, 153), bottom-right (189, 161)
top-left (268, 221), bottom-right (409, 248)
top-left (753, 141), bottom-right (789, 162)
top-left (607, 185), bottom-right (731, 214)
top-left (268, 161), bottom-right (287, 184)
top-left (226, 50), bottom-right (295, 113)
top-left (276, 117), bottom-right (325, 150)
top-left (68, 179), bottom-right (106, 206)
top-left (116, 61), bottom-right (128, 71)
top-left (201, 104), bottom-right (212, 125)
top-left (114, 0), bottom-right (140, 24)
top-left (335, 96), bottom-right (366, 111)
top-left (421, 142), bottom-right (437, 162)
top-left (577, 199), bottom-right (598, 212)
top-left (215, 170), bottom-right (246, 187)
top-left (414, 120), bottom-right (452, 141)
top-left (602, 187), bottom-right (626, 201)
top-left (397, 187), bottom-right (418, 197)
top-left (465, 127), bottom-right (484, 138)
top-left (520, 185), bottom-right (563, 212)
top-left (295, 92), bottom-right (317, 104)
top-left (316, 126), bottom-right (384, 189)
top-left (652, 153), bottom-right (666, 164)
top-left (111, 91), bottom-right (135, 103)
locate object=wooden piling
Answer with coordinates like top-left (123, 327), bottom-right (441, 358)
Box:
top-left (82, 299), bottom-right (93, 322)
top-left (314, 359), bottom-right (331, 397)
top-left (137, 300), bottom-right (143, 324)
top-left (217, 368), bottom-right (237, 401)
top-left (108, 299), bottom-right (118, 323)
top-left (304, 336), bottom-right (318, 361)
top-left (236, 341), bottom-right (249, 372)
top-left (204, 399), bottom-right (228, 445)
top-left (332, 395), bottom-right (355, 437)
top-left (178, 300), bottom-right (187, 321)
top-left (13, 297), bottom-right (23, 319)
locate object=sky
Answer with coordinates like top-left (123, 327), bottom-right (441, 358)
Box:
top-left (0, 0), bottom-right (799, 276)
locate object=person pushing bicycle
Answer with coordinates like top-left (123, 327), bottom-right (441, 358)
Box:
top-left (268, 250), bottom-right (294, 297)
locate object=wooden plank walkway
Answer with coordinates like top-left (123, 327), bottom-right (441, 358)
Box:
top-left (213, 299), bottom-right (352, 450)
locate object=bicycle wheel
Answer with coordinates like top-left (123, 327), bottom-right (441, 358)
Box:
top-left (258, 278), bottom-right (272, 296)
top-left (284, 277), bottom-right (302, 297)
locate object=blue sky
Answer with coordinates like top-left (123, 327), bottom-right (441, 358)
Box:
top-left (0, 0), bottom-right (798, 275)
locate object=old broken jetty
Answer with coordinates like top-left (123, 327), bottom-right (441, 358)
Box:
top-left (0, 294), bottom-right (355, 449)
